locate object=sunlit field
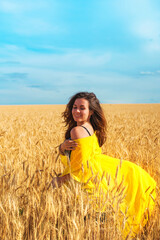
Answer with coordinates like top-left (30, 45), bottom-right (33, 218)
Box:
top-left (0, 104), bottom-right (160, 240)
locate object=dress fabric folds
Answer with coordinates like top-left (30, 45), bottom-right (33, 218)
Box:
top-left (60, 133), bottom-right (156, 238)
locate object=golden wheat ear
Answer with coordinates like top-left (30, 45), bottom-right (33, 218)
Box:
top-left (50, 171), bottom-right (57, 177)
top-left (55, 154), bottom-right (60, 162)
top-left (51, 170), bottom-right (61, 177)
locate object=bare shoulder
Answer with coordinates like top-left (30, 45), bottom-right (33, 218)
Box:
top-left (70, 126), bottom-right (88, 140)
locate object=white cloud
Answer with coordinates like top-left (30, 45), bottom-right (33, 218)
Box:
top-left (140, 70), bottom-right (160, 75)
top-left (0, 44), bottom-right (113, 92)
top-left (135, 20), bottom-right (159, 39)
top-left (14, 18), bottom-right (60, 35)
top-left (0, 1), bottom-right (25, 13)
top-left (113, 0), bottom-right (159, 22)
top-left (0, 0), bottom-right (49, 13)
top-left (133, 19), bottom-right (160, 52)
top-left (24, 51), bottom-right (111, 69)
top-left (0, 0), bottom-right (65, 35)
top-left (145, 40), bottom-right (160, 52)
top-left (0, 45), bottom-right (111, 70)
top-left (111, 0), bottom-right (160, 52)
top-left (140, 71), bottom-right (154, 75)
top-left (1, 62), bottom-right (160, 104)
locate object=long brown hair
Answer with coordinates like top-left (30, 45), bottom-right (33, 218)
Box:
top-left (62, 92), bottom-right (107, 146)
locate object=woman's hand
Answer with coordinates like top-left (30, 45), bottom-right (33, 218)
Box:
top-left (60, 139), bottom-right (78, 154)
top-left (52, 174), bottom-right (70, 189)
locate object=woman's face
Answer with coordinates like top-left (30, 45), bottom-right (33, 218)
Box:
top-left (72, 98), bottom-right (92, 125)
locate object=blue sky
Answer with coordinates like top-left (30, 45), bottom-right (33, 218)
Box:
top-left (0, 0), bottom-right (160, 104)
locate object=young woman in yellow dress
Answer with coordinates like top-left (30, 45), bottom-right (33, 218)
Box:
top-left (52, 92), bottom-right (156, 238)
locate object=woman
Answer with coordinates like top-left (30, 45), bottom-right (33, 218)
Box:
top-left (52, 92), bottom-right (156, 238)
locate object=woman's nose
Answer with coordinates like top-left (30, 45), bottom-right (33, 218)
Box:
top-left (76, 108), bottom-right (80, 113)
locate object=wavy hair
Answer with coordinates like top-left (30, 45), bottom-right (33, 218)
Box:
top-left (62, 92), bottom-right (107, 146)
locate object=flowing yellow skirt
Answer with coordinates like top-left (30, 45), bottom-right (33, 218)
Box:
top-left (60, 133), bottom-right (156, 238)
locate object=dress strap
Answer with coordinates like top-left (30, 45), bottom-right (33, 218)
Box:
top-left (80, 126), bottom-right (91, 136)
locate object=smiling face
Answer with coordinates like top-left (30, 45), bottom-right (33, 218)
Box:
top-left (72, 98), bottom-right (92, 125)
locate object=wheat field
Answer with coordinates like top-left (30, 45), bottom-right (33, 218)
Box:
top-left (0, 104), bottom-right (160, 240)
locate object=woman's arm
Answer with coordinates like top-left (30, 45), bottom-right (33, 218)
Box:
top-left (54, 126), bottom-right (87, 188)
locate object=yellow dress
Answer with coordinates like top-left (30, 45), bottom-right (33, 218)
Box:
top-left (60, 133), bottom-right (156, 238)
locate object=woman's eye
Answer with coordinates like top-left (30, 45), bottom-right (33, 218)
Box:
top-left (73, 106), bottom-right (85, 110)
